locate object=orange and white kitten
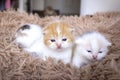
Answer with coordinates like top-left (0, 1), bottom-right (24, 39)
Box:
top-left (42, 21), bottom-right (74, 64)
top-left (72, 32), bottom-right (111, 68)
top-left (15, 22), bottom-right (75, 64)
top-left (15, 24), bottom-right (44, 57)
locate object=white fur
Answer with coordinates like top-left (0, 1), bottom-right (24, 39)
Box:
top-left (15, 24), bottom-right (73, 64)
top-left (15, 24), bottom-right (44, 57)
top-left (72, 32), bottom-right (111, 68)
top-left (42, 46), bottom-right (72, 64)
top-left (56, 25), bottom-right (61, 35)
top-left (42, 44), bottom-right (73, 64)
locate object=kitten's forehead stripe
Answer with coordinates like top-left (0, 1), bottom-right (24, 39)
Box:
top-left (56, 25), bottom-right (61, 36)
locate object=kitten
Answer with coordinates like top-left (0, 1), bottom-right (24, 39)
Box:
top-left (44, 6), bottom-right (57, 16)
top-left (72, 32), bottom-right (111, 68)
top-left (15, 24), bottom-right (44, 57)
top-left (15, 22), bottom-right (75, 64)
top-left (42, 21), bottom-right (74, 64)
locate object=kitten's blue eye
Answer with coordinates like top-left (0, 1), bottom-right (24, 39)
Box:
top-left (98, 51), bottom-right (102, 53)
top-left (62, 38), bottom-right (67, 41)
top-left (50, 39), bottom-right (55, 42)
top-left (87, 50), bottom-right (92, 53)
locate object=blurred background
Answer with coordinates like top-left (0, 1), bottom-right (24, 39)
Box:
top-left (0, 0), bottom-right (120, 17)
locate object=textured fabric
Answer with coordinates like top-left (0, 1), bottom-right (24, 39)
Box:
top-left (0, 10), bottom-right (120, 80)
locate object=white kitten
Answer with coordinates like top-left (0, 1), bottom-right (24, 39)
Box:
top-left (72, 32), bottom-right (111, 68)
top-left (15, 24), bottom-right (44, 57)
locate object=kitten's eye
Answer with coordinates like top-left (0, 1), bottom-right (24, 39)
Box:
top-left (50, 39), bottom-right (56, 42)
top-left (62, 38), bottom-right (67, 41)
top-left (21, 25), bottom-right (30, 30)
top-left (98, 51), bottom-right (102, 53)
top-left (87, 50), bottom-right (92, 53)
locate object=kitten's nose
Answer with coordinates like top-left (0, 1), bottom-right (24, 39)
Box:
top-left (56, 44), bottom-right (61, 49)
top-left (92, 55), bottom-right (97, 60)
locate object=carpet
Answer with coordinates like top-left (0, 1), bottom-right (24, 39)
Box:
top-left (0, 10), bottom-right (120, 80)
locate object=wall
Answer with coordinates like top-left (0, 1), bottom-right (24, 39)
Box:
top-left (60, 0), bottom-right (80, 15)
top-left (45, 0), bottom-right (80, 15)
top-left (31, 0), bottom-right (44, 10)
top-left (81, 0), bottom-right (120, 16)
top-left (44, 0), bottom-right (61, 10)
top-left (28, 0), bottom-right (80, 15)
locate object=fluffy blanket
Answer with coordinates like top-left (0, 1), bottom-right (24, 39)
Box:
top-left (0, 10), bottom-right (120, 80)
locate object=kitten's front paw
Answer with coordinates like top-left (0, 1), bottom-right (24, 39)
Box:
top-left (72, 62), bottom-right (82, 68)
top-left (72, 60), bottom-right (82, 68)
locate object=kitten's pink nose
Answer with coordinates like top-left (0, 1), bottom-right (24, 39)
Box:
top-left (56, 44), bottom-right (61, 49)
top-left (92, 55), bottom-right (97, 60)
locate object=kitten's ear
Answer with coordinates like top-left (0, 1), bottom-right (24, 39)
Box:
top-left (69, 26), bottom-right (75, 35)
top-left (70, 27), bottom-right (75, 33)
top-left (42, 27), bottom-right (47, 35)
top-left (107, 41), bottom-right (112, 46)
top-left (75, 38), bottom-right (83, 45)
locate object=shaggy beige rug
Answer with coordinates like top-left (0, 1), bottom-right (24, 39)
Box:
top-left (0, 10), bottom-right (120, 80)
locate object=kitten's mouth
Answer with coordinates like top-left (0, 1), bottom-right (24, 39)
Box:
top-left (57, 46), bottom-right (62, 49)
top-left (56, 47), bottom-right (64, 51)
top-left (92, 58), bottom-right (98, 62)
top-left (57, 47), bottom-right (62, 50)
top-left (56, 45), bottom-right (63, 50)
